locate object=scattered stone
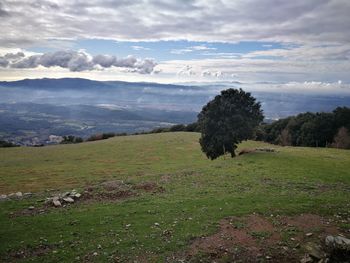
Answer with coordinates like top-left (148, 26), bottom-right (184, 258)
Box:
top-left (265, 255), bottom-right (272, 260)
top-left (62, 197), bottom-right (74, 203)
top-left (23, 192), bottom-right (32, 197)
top-left (62, 192), bottom-right (70, 197)
top-left (154, 222), bottom-right (160, 227)
top-left (97, 244), bottom-right (102, 249)
top-left (0, 194), bottom-right (7, 200)
top-left (93, 252), bottom-right (98, 256)
top-left (53, 200), bottom-right (61, 207)
top-left (75, 193), bottom-right (81, 198)
top-left (305, 233), bottom-right (313, 237)
top-left (28, 206), bottom-right (35, 210)
top-left (255, 147), bottom-right (277, 152)
top-left (15, 192), bottom-right (23, 197)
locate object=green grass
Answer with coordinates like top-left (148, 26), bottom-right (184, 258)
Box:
top-left (0, 132), bottom-right (350, 262)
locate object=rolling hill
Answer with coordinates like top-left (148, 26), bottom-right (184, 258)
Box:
top-left (0, 132), bottom-right (349, 262)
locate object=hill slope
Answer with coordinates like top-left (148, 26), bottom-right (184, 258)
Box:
top-left (0, 132), bottom-right (349, 262)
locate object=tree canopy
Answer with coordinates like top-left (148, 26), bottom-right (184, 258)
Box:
top-left (198, 88), bottom-right (264, 160)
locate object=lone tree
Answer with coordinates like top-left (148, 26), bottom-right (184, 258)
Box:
top-left (198, 88), bottom-right (263, 159)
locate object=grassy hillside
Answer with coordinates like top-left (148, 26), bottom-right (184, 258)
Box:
top-left (0, 132), bottom-right (349, 262)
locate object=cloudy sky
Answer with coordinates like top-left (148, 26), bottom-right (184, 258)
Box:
top-left (1, 0), bottom-right (350, 93)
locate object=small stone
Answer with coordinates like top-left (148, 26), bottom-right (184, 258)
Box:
top-left (154, 222), bottom-right (160, 227)
top-left (28, 206), bottom-right (35, 210)
top-left (53, 200), bottom-right (61, 207)
top-left (62, 192), bottom-right (70, 197)
top-left (97, 244), bottom-right (102, 249)
top-left (15, 192), bottom-right (23, 197)
top-left (266, 255), bottom-right (272, 260)
top-left (300, 254), bottom-right (313, 263)
top-left (0, 194), bottom-right (7, 200)
top-left (23, 192), bottom-right (32, 197)
top-left (74, 193), bottom-right (81, 198)
top-left (125, 224), bottom-right (131, 228)
top-left (305, 233), bottom-right (313, 237)
top-left (93, 252), bottom-right (98, 256)
top-left (63, 197), bottom-right (74, 203)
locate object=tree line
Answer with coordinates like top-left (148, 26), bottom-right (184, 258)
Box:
top-left (256, 107), bottom-right (350, 149)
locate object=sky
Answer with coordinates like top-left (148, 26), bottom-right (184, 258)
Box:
top-left (0, 0), bottom-right (350, 94)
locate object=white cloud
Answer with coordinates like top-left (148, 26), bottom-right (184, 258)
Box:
top-left (1, 0), bottom-right (349, 47)
top-left (0, 50), bottom-right (158, 74)
top-left (170, 49), bottom-right (193, 55)
top-left (131, 45), bottom-right (151, 51)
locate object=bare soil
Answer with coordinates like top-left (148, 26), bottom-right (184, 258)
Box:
top-left (179, 213), bottom-right (347, 263)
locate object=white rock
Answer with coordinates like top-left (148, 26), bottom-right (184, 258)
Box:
top-left (15, 192), bottom-right (23, 197)
top-left (53, 200), bottom-right (61, 207)
top-left (74, 193), bottom-right (81, 198)
top-left (0, 194), bottom-right (7, 200)
top-left (28, 206), bottom-right (35, 210)
top-left (63, 197), bottom-right (74, 203)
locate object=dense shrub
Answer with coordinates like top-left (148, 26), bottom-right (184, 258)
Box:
top-left (60, 135), bottom-right (83, 144)
top-left (0, 140), bottom-right (18, 147)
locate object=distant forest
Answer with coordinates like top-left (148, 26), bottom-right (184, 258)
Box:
top-left (257, 107), bottom-right (350, 149)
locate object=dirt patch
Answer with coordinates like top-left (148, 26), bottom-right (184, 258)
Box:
top-left (133, 182), bottom-right (165, 193)
top-left (5, 244), bottom-right (57, 262)
top-left (179, 213), bottom-right (348, 262)
top-left (238, 148), bottom-right (256, 156)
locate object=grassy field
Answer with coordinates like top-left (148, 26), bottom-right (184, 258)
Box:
top-left (0, 132), bottom-right (349, 262)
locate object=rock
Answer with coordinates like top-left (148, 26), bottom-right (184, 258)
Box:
top-left (28, 206), bottom-right (35, 210)
top-left (52, 196), bottom-right (60, 201)
top-left (300, 254), bottom-right (313, 263)
top-left (0, 194), bottom-right (7, 201)
top-left (154, 222), bottom-right (160, 227)
top-left (53, 200), bottom-right (61, 207)
top-left (15, 192), bottom-right (23, 197)
top-left (23, 192), bottom-right (32, 197)
top-left (306, 233), bottom-right (313, 237)
top-left (62, 192), bottom-right (70, 197)
top-left (8, 193), bottom-right (15, 198)
top-left (93, 252), bottom-right (98, 256)
top-left (305, 242), bottom-right (325, 260)
top-left (63, 197), bottom-right (74, 203)
top-left (74, 193), bottom-right (81, 198)
top-left (325, 235), bottom-right (350, 250)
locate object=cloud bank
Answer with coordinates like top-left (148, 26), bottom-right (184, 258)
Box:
top-left (0, 51), bottom-right (157, 74)
top-left (0, 0), bottom-right (349, 47)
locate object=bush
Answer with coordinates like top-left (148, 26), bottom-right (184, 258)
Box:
top-left (0, 140), bottom-right (18, 147)
top-left (60, 135), bottom-right (84, 144)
